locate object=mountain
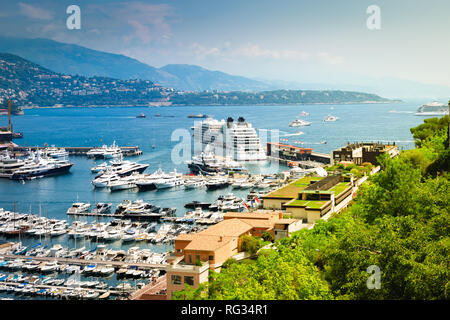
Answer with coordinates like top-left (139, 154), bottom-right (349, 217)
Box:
top-left (0, 53), bottom-right (394, 107)
top-left (160, 64), bottom-right (271, 91)
top-left (0, 36), bottom-right (271, 91)
top-left (0, 52), bottom-right (171, 107)
top-left (0, 36), bottom-right (178, 86)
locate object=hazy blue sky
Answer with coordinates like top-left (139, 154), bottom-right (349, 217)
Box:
top-left (1, 0), bottom-right (449, 87)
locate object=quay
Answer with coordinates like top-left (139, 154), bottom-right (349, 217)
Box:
top-left (0, 280), bottom-right (128, 296)
top-left (8, 146), bottom-right (143, 157)
top-left (0, 253), bottom-right (168, 271)
top-left (67, 212), bottom-right (163, 220)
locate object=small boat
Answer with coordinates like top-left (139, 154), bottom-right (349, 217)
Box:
top-left (289, 119), bottom-right (311, 127)
top-left (98, 265), bottom-right (115, 276)
top-left (67, 203), bottom-right (91, 215)
top-left (188, 114), bottom-right (209, 118)
top-left (136, 113), bottom-right (146, 118)
top-left (323, 115), bottom-right (338, 122)
top-left (98, 291), bottom-right (110, 300)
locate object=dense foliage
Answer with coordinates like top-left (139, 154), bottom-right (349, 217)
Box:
top-left (174, 115), bottom-right (449, 300)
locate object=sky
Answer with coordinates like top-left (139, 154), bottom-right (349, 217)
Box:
top-left (0, 0), bottom-right (450, 88)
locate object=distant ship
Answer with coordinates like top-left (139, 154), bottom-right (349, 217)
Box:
top-left (323, 115), bottom-right (338, 122)
top-left (299, 111), bottom-right (309, 116)
top-left (136, 113), bottom-right (146, 118)
top-left (188, 114), bottom-right (210, 118)
top-left (289, 119), bottom-right (311, 127)
top-left (415, 101), bottom-right (448, 116)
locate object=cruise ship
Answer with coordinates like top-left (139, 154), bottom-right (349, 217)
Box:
top-left (192, 117), bottom-right (267, 161)
top-left (415, 101), bottom-right (449, 116)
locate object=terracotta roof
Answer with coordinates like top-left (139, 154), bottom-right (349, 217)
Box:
top-left (200, 218), bottom-right (253, 237)
top-left (224, 211), bottom-right (280, 220)
top-left (184, 235), bottom-right (235, 251)
top-left (239, 219), bottom-right (273, 229)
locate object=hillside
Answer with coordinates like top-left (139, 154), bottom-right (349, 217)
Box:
top-left (160, 64), bottom-right (271, 91)
top-left (0, 53), bottom-right (394, 107)
top-left (0, 36), bottom-right (270, 91)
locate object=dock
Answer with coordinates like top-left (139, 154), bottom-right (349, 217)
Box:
top-left (67, 212), bottom-right (163, 220)
top-left (8, 146), bottom-right (143, 157)
top-left (0, 253), bottom-right (168, 271)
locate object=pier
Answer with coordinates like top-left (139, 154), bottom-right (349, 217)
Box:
top-left (0, 253), bottom-right (168, 271)
top-left (8, 146), bottom-right (143, 157)
top-left (67, 212), bottom-right (163, 220)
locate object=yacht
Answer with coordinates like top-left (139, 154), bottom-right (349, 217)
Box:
top-left (300, 111), bottom-right (309, 116)
top-left (289, 119), bottom-right (311, 127)
top-left (86, 141), bottom-right (122, 159)
top-left (153, 170), bottom-right (184, 189)
top-left (107, 179), bottom-right (137, 191)
top-left (184, 177), bottom-right (206, 189)
top-left (90, 162), bottom-right (108, 173)
top-left (186, 150), bottom-right (247, 175)
top-left (91, 203), bottom-right (112, 214)
top-left (206, 177), bottom-right (229, 190)
top-left (323, 115), bottom-right (338, 122)
top-left (45, 147), bottom-right (69, 159)
top-left (92, 173), bottom-right (121, 188)
top-left (10, 152), bottom-right (73, 180)
top-left (67, 203), bottom-right (91, 215)
top-left (415, 101), bottom-right (449, 116)
top-left (192, 117), bottom-right (266, 161)
top-left (135, 168), bottom-right (166, 190)
top-left (0, 152), bottom-right (29, 178)
top-left (188, 114), bottom-right (209, 118)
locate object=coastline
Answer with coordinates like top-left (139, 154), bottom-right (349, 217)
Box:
top-left (18, 100), bottom-right (402, 110)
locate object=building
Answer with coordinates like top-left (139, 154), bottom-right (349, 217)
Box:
top-left (332, 142), bottom-right (399, 166)
top-left (165, 210), bottom-right (302, 299)
top-left (267, 142), bottom-right (331, 166)
top-left (262, 175), bottom-right (354, 223)
top-left (193, 117), bottom-right (267, 161)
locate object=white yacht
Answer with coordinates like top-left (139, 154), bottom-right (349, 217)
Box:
top-left (0, 151), bottom-right (29, 178)
top-left (184, 177), bottom-right (206, 189)
top-left (45, 147), bottom-right (69, 159)
top-left (289, 119), bottom-right (311, 127)
top-left (67, 203), bottom-right (91, 214)
top-left (192, 117), bottom-right (266, 161)
top-left (135, 168), bottom-right (166, 190)
top-left (300, 111), bottom-right (309, 116)
top-left (153, 170), bottom-right (184, 189)
top-left (87, 141), bottom-right (122, 159)
top-left (92, 173), bottom-right (121, 188)
top-left (323, 115), bottom-right (338, 122)
top-left (415, 101), bottom-right (448, 116)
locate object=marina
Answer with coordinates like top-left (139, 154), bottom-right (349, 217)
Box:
top-left (0, 101), bottom-right (430, 300)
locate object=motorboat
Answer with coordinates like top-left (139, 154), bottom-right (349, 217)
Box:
top-left (323, 115), bottom-right (338, 122)
top-left (86, 141), bottom-right (122, 159)
top-left (289, 119), bottom-right (311, 127)
top-left (153, 170), bottom-right (184, 189)
top-left (299, 111), bottom-right (309, 116)
top-left (206, 177), bottom-right (229, 190)
top-left (91, 203), bottom-right (112, 214)
top-left (184, 177), bottom-right (206, 189)
top-left (67, 203), bottom-right (91, 214)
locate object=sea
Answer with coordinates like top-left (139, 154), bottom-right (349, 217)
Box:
top-left (0, 99), bottom-right (436, 299)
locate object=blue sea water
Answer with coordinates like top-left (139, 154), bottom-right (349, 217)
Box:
top-left (0, 100), bottom-right (436, 299)
top-left (0, 100), bottom-right (430, 219)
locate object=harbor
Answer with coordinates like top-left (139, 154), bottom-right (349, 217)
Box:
top-left (0, 102), bottom-right (426, 300)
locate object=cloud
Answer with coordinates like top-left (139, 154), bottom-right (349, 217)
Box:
top-left (18, 2), bottom-right (53, 20)
top-left (89, 2), bottom-right (176, 45)
top-left (317, 52), bottom-right (344, 65)
top-left (187, 42), bottom-right (311, 62)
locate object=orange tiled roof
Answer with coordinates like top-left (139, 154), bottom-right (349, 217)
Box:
top-left (184, 235), bottom-right (235, 251)
top-left (200, 218), bottom-right (253, 237)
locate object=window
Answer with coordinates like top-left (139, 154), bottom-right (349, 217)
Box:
top-left (177, 249), bottom-right (182, 254)
top-left (171, 275), bottom-right (182, 285)
top-left (208, 255), bottom-right (214, 261)
top-left (184, 276), bottom-right (194, 286)
top-left (196, 255), bottom-right (200, 262)
top-left (188, 255), bottom-right (192, 264)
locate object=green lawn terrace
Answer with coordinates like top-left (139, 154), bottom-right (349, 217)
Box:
top-left (263, 176), bottom-right (323, 200)
top-left (262, 175), bottom-right (355, 223)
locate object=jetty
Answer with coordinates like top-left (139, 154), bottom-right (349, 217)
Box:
top-left (0, 253), bottom-right (168, 271)
top-left (8, 146), bottom-right (143, 157)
